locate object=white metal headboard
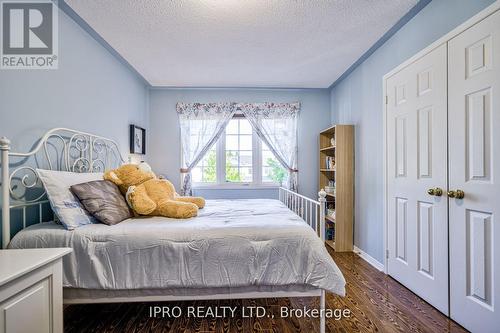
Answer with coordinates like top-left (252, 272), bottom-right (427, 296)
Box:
top-left (0, 128), bottom-right (126, 248)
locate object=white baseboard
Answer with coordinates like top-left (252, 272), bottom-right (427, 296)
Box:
top-left (353, 246), bottom-right (385, 272)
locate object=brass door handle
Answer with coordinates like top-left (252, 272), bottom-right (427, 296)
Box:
top-left (427, 187), bottom-right (443, 196)
top-left (448, 190), bottom-right (465, 199)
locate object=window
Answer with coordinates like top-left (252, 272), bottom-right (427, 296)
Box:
top-left (225, 118), bottom-right (253, 182)
top-left (189, 116), bottom-right (286, 187)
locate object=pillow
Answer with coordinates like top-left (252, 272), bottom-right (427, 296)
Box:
top-left (37, 169), bottom-right (104, 230)
top-left (70, 180), bottom-right (132, 225)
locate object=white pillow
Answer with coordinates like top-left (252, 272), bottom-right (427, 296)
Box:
top-left (37, 169), bottom-right (104, 230)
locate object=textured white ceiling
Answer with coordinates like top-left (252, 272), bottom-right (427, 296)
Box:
top-left (66, 0), bottom-right (418, 88)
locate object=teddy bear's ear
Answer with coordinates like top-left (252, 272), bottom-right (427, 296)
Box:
top-left (138, 162), bottom-right (156, 178)
top-left (104, 170), bottom-right (123, 185)
top-left (138, 162), bottom-right (152, 173)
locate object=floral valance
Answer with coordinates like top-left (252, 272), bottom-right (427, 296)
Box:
top-left (176, 102), bottom-right (236, 118)
top-left (235, 102), bottom-right (300, 117)
top-left (176, 102), bottom-right (301, 117)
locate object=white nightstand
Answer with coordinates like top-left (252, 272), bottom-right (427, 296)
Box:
top-left (0, 248), bottom-right (72, 333)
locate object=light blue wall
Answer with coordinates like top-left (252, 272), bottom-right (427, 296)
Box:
top-left (330, 0), bottom-right (496, 263)
top-left (148, 88), bottom-right (331, 200)
top-left (0, 7), bottom-right (149, 156)
top-left (0, 6), bottom-right (148, 239)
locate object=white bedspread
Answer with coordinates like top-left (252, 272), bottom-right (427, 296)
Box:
top-left (9, 199), bottom-right (346, 296)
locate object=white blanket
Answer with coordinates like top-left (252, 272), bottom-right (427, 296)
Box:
top-left (9, 199), bottom-right (346, 296)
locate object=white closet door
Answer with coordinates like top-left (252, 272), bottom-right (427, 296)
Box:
top-left (386, 44), bottom-right (448, 313)
top-left (448, 9), bottom-right (500, 333)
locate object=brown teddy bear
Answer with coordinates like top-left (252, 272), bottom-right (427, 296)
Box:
top-left (104, 163), bottom-right (205, 219)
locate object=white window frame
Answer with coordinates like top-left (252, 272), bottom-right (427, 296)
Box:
top-left (189, 115), bottom-right (281, 189)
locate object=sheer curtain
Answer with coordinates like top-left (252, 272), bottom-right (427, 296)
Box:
top-left (177, 102), bottom-right (235, 195)
top-left (238, 102), bottom-right (300, 191)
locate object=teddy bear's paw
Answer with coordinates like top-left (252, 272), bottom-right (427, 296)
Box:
top-left (181, 204), bottom-right (199, 218)
top-left (192, 197), bottom-right (205, 209)
top-left (157, 200), bottom-right (198, 219)
top-left (173, 196), bottom-right (206, 209)
top-left (174, 203), bottom-right (198, 218)
top-left (127, 185), bottom-right (157, 215)
top-left (125, 186), bottom-right (136, 208)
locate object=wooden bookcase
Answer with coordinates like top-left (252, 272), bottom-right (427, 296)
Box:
top-left (319, 125), bottom-right (354, 252)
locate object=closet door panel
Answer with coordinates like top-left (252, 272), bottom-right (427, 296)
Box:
top-left (386, 43), bottom-right (448, 314)
top-left (448, 9), bottom-right (500, 333)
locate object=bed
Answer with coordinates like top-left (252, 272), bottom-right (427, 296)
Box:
top-left (0, 128), bottom-right (345, 333)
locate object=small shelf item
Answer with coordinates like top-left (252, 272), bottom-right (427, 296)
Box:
top-left (326, 228), bottom-right (335, 241)
top-left (325, 215), bottom-right (336, 223)
top-left (320, 146), bottom-right (336, 152)
top-left (325, 155), bottom-right (335, 170)
top-left (325, 240), bottom-right (336, 250)
top-left (327, 206), bottom-right (335, 218)
top-left (319, 124), bottom-right (354, 252)
top-left (325, 181), bottom-right (335, 195)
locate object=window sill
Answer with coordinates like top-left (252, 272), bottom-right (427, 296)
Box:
top-left (192, 184), bottom-right (281, 190)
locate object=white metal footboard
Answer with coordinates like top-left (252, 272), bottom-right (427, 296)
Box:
top-left (279, 187), bottom-right (327, 241)
top-left (278, 188), bottom-right (328, 332)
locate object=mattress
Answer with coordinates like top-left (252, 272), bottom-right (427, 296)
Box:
top-left (9, 199), bottom-right (346, 296)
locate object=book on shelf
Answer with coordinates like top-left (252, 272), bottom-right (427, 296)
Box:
top-left (326, 228), bottom-right (335, 240)
top-left (325, 156), bottom-right (335, 169)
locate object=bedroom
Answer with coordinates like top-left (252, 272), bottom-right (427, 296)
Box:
top-left (0, 0), bottom-right (498, 332)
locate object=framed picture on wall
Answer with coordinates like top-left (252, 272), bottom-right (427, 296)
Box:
top-left (130, 125), bottom-right (146, 154)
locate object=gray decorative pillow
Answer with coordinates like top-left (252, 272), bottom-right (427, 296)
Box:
top-left (70, 180), bottom-right (132, 225)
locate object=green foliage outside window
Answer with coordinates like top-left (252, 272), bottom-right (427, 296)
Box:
top-left (201, 150), bottom-right (286, 183)
top-left (265, 158), bottom-right (286, 184)
top-left (203, 150), bottom-right (216, 182)
top-left (225, 151), bottom-right (242, 182)
top-left (202, 150), bottom-right (242, 182)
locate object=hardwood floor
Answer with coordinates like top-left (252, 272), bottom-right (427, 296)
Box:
top-left (64, 250), bottom-right (467, 332)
